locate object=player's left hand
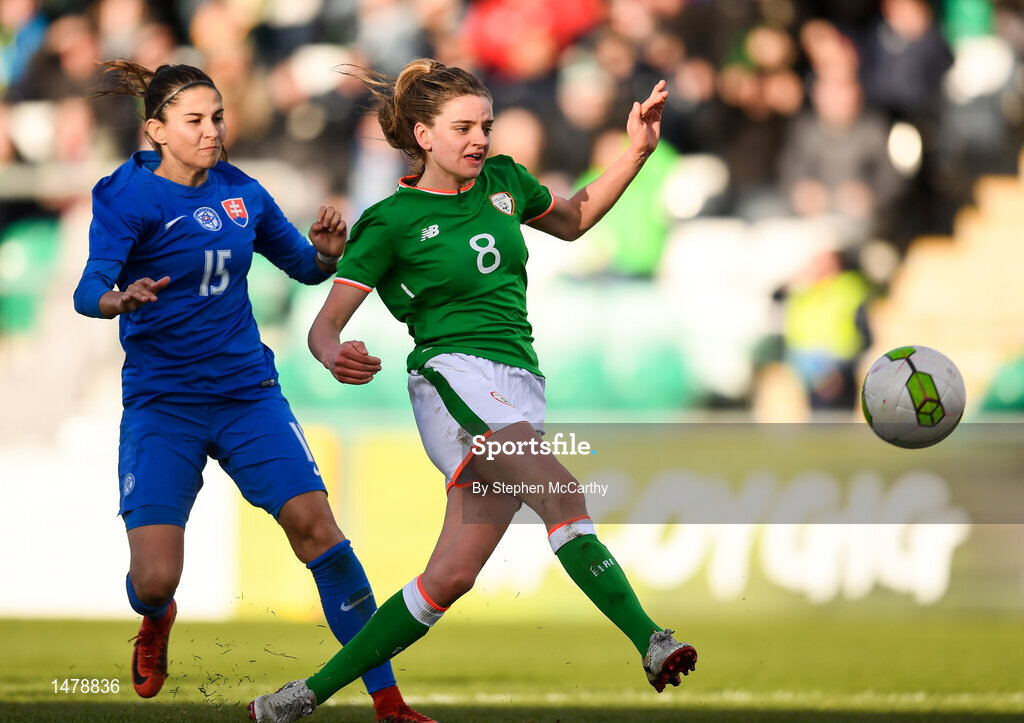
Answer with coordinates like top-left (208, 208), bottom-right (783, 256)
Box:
top-left (626, 80), bottom-right (668, 158)
top-left (329, 340), bottom-right (381, 385)
top-left (309, 205), bottom-right (348, 258)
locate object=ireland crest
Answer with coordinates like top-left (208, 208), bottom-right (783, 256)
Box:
top-left (490, 192), bottom-right (514, 216)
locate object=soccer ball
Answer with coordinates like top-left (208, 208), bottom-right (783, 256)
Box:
top-left (861, 345), bottom-right (966, 448)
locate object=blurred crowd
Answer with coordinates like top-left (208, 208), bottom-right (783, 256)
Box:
top-left (3, 0), bottom-right (1024, 413)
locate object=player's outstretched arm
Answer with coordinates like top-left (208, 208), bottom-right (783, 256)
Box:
top-left (530, 80), bottom-right (668, 241)
top-left (98, 276), bottom-right (171, 318)
top-left (308, 281), bottom-right (380, 384)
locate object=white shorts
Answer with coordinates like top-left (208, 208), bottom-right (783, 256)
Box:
top-left (408, 353), bottom-right (546, 490)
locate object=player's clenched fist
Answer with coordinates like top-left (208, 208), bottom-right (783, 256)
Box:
top-left (327, 340), bottom-right (381, 384)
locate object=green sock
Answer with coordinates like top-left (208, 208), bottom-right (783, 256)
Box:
top-left (555, 534), bottom-right (659, 655)
top-left (306, 590), bottom-right (429, 704)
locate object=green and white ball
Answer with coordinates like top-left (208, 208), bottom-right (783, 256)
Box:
top-left (861, 345), bottom-right (966, 448)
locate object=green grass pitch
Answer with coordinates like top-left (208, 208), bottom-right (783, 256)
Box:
top-left (1, 611), bottom-right (1022, 722)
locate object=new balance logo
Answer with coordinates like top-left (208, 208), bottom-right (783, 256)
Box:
top-left (420, 224), bottom-right (439, 241)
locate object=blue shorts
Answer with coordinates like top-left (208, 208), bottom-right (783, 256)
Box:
top-left (118, 392), bottom-right (327, 530)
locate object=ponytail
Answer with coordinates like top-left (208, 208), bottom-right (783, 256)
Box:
top-left (91, 61), bottom-right (226, 159)
top-left (338, 59), bottom-right (490, 176)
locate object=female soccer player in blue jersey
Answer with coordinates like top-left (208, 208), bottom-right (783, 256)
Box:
top-left (250, 59), bottom-right (696, 722)
top-left (73, 61), bottom-right (431, 723)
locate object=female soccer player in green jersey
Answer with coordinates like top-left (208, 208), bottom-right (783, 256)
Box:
top-left (250, 58), bottom-right (696, 723)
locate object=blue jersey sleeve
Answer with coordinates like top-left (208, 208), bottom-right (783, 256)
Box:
top-left (73, 258), bottom-right (123, 318)
top-left (73, 181), bottom-right (142, 317)
top-left (253, 186), bottom-right (331, 285)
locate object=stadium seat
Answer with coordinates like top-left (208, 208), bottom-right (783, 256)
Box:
top-left (980, 354), bottom-right (1024, 411)
top-left (246, 253), bottom-right (292, 327)
top-left (0, 217), bottom-right (60, 333)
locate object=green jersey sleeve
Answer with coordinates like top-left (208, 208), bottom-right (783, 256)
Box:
top-left (508, 158), bottom-right (555, 223)
top-left (334, 205), bottom-right (396, 291)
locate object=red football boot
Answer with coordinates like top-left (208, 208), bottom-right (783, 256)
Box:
top-left (131, 599), bottom-right (177, 698)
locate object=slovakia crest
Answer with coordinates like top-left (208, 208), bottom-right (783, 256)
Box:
top-left (490, 191), bottom-right (514, 216)
top-left (193, 206), bottom-right (222, 231)
top-left (221, 197), bottom-right (249, 227)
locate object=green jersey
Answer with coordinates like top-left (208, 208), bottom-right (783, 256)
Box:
top-left (336, 154), bottom-right (554, 375)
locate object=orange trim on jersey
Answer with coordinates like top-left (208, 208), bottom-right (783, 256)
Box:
top-left (547, 515), bottom-right (592, 537)
top-left (333, 277), bottom-right (372, 293)
top-left (524, 192), bottom-right (556, 224)
top-left (416, 575), bottom-right (449, 611)
top-left (398, 175), bottom-right (476, 195)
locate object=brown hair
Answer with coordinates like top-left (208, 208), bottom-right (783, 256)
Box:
top-left (339, 59), bottom-right (491, 176)
top-left (91, 60), bottom-right (226, 160)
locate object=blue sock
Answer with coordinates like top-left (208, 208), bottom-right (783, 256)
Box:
top-left (307, 539), bottom-right (396, 694)
top-left (125, 574), bottom-right (170, 622)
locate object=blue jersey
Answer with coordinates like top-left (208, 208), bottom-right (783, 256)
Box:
top-left (74, 151), bottom-right (330, 406)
